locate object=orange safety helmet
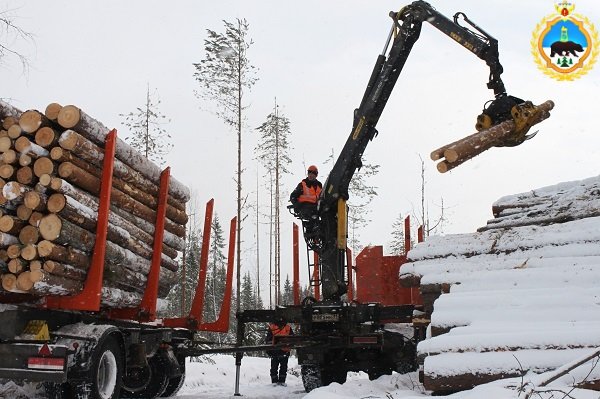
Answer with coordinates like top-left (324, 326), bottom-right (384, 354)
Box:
top-left (307, 165), bottom-right (318, 175)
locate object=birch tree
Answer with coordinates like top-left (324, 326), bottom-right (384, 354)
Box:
top-left (193, 19), bottom-right (258, 313)
top-left (120, 85), bottom-right (172, 166)
top-left (255, 100), bottom-right (292, 307)
top-left (0, 7), bottom-right (33, 74)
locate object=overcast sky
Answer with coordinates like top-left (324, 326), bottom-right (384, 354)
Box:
top-left (3, 1), bottom-right (599, 302)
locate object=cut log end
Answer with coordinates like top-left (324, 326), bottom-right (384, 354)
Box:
top-left (47, 193), bottom-right (66, 213)
top-left (19, 225), bottom-right (39, 245)
top-left (57, 105), bottom-right (81, 129)
top-left (33, 157), bottom-right (54, 178)
top-left (44, 103), bottom-right (62, 121)
top-left (19, 110), bottom-right (45, 134)
top-left (1, 273), bottom-right (17, 291)
top-left (39, 214), bottom-right (62, 241)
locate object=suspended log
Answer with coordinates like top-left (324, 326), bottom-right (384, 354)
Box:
top-left (58, 130), bottom-right (186, 212)
top-left (58, 162), bottom-right (185, 237)
top-left (55, 108), bottom-right (190, 203)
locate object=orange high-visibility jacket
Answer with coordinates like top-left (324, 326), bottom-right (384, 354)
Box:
top-left (298, 181), bottom-right (322, 204)
top-left (268, 323), bottom-right (292, 352)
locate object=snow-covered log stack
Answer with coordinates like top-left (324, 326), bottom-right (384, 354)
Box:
top-left (400, 175), bottom-right (600, 392)
top-left (0, 101), bottom-right (189, 308)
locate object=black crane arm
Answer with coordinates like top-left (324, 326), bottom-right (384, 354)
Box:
top-left (321, 1), bottom-right (513, 210)
top-left (307, 1), bottom-right (533, 301)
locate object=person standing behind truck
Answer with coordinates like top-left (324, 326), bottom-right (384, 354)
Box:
top-left (266, 319), bottom-right (294, 386)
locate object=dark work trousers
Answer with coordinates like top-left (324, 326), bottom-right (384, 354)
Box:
top-left (270, 354), bottom-right (289, 383)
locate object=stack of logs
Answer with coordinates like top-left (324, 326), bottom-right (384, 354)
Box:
top-left (0, 100), bottom-right (190, 308)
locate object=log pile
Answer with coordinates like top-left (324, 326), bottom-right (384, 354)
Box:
top-left (400, 174), bottom-right (600, 392)
top-left (0, 100), bottom-right (190, 308)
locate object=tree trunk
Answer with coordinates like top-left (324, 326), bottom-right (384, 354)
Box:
top-left (37, 240), bottom-right (90, 270)
top-left (43, 260), bottom-right (86, 281)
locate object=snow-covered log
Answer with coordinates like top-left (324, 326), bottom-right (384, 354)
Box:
top-left (56, 104), bottom-right (190, 202)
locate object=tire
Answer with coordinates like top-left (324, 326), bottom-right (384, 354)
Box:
top-left (367, 367), bottom-right (392, 381)
top-left (160, 357), bottom-right (186, 397)
top-left (301, 365), bottom-right (322, 392)
top-left (72, 335), bottom-right (123, 399)
top-left (122, 355), bottom-right (169, 398)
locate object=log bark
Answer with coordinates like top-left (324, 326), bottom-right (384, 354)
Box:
top-left (21, 269), bottom-right (84, 293)
top-left (49, 177), bottom-right (184, 252)
top-left (50, 193), bottom-right (179, 263)
top-left (37, 240), bottom-right (89, 270)
top-left (43, 260), bottom-right (86, 281)
top-left (51, 146), bottom-right (187, 223)
top-left (3, 181), bottom-right (31, 201)
top-left (434, 101), bottom-right (554, 173)
top-left (0, 100), bottom-right (23, 122)
top-left (0, 232), bottom-right (19, 246)
top-left (58, 130), bottom-right (187, 212)
top-left (55, 108), bottom-right (190, 203)
top-left (38, 215), bottom-right (179, 275)
top-left (58, 162), bottom-right (185, 237)
top-left (15, 136), bottom-right (49, 158)
top-left (18, 110), bottom-right (50, 134)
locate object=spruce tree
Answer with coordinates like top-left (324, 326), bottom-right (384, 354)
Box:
top-left (282, 275), bottom-right (293, 305)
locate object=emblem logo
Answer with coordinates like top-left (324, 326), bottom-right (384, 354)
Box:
top-left (531, 2), bottom-right (599, 80)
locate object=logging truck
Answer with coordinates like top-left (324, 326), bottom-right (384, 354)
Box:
top-left (0, 100), bottom-right (242, 399)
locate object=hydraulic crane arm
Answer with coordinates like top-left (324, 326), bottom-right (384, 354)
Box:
top-left (306, 1), bottom-right (547, 301)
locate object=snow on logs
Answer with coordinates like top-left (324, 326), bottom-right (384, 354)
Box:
top-left (0, 101), bottom-right (188, 307)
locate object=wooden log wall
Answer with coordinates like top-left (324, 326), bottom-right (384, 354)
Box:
top-left (0, 102), bottom-right (189, 307)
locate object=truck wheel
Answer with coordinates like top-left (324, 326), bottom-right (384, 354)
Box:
top-left (301, 365), bottom-right (322, 392)
top-left (122, 356), bottom-right (168, 398)
top-left (160, 357), bottom-right (186, 397)
top-left (72, 336), bottom-right (123, 399)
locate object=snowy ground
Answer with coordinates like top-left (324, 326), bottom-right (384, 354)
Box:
top-left (2, 354), bottom-right (598, 398)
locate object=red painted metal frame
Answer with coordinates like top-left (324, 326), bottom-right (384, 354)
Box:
top-left (417, 225), bottom-right (424, 243)
top-left (163, 199), bottom-right (214, 329)
top-left (198, 217), bottom-right (236, 332)
top-left (109, 167), bottom-right (171, 321)
top-left (404, 215), bottom-right (411, 254)
top-left (346, 248), bottom-right (354, 301)
top-left (292, 224), bottom-right (300, 305)
top-left (44, 129), bottom-right (117, 311)
top-left (313, 252), bottom-right (320, 301)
